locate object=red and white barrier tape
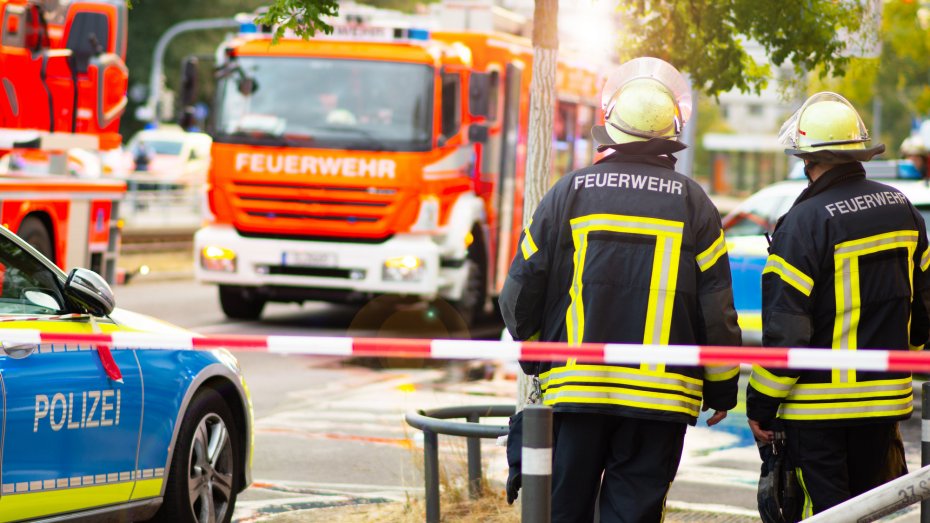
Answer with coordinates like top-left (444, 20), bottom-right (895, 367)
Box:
top-left (7, 329), bottom-right (930, 372)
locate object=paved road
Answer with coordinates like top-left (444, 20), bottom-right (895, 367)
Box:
top-left (113, 278), bottom-right (923, 521)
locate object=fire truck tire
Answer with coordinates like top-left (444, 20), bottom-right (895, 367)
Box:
top-left (452, 258), bottom-right (485, 327)
top-left (153, 387), bottom-right (240, 523)
top-left (18, 216), bottom-right (53, 261)
top-left (218, 286), bottom-right (266, 320)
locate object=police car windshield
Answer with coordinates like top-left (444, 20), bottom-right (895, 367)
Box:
top-left (0, 235), bottom-right (65, 315)
top-left (215, 57), bottom-right (433, 152)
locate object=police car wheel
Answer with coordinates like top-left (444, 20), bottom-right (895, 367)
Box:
top-left (155, 388), bottom-right (240, 523)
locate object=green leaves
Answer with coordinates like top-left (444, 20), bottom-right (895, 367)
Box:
top-left (616, 0), bottom-right (868, 97)
top-left (255, 0), bottom-right (339, 41)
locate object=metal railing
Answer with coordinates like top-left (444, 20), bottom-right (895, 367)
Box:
top-left (405, 405), bottom-right (513, 523)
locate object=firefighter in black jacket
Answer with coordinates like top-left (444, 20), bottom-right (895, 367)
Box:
top-left (746, 92), bottom-right (930, 517)
top-left (500, 57), bottom-right (742, 523)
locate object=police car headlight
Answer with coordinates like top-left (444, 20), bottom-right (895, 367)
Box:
top-left (201, 246), bottom-right (237, 272)
top-left (383, 256), bottom-right (425, 282)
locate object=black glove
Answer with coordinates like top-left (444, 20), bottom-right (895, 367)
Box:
top-left (505, 411), bottom-right (524, 505)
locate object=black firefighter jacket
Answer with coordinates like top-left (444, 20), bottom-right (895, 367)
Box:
top-left (746, 162), bottom-right (930, 428)
top-left (500, 149), bottom-right (742, 425)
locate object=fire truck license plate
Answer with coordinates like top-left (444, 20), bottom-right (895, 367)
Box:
top-left (282, 251), bottom-right (338, 267)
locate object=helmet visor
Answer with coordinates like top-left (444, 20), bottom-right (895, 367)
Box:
top-left (601, 57), bottom-right (692, 127)
top-left (778, 92), bottom-right (870, 150)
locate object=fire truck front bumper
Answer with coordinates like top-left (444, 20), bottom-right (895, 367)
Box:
top-left (194, 225), bottom-right (449, 301)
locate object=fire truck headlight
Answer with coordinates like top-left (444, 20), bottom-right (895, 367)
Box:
top-left (383, 256), bottom-right (425, 282)
top-left (410, 196), bottom-right (440, 232)
top-left (201, 246), bottom-right (237, 273)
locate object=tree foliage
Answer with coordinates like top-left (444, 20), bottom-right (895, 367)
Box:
top-left (617, 1), bottom-right (869, 97)
top-left (255, 0), bottom-right (339, 41)
top-left (809, 2), bottom-right (930, 157)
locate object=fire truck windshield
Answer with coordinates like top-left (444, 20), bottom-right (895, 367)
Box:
top-left (214, 57), bottom-right (434, 152)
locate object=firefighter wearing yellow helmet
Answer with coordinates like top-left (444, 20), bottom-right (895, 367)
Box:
top-left (747, 92), bottom-right (928, 518)
top-left (500, 57), bottom-right (741, 521)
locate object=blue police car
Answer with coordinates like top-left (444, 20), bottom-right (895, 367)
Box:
top-left (723, 160), bottom-right (930, 344)
top-left (0, 226), bottom-right (252, 522)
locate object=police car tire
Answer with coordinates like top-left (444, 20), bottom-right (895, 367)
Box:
top-left (219, 285), bottom-right (265, 320)
top-left (18, 216), bottom-right (53, 261)
top-left (154, 388), bottom-right (240, 523)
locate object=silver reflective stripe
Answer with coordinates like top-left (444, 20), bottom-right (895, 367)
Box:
top-left (779, 399), bottom-right (912, 418)
top-left (567, 233), bottom-right (588, 345)
top-left (571, 217), bottom-right (683, 235)
top-left (644, 235), bottom-right (677, 373)
top-left (922, 248), bottom-right (930, 271)
top-left (764, 256), bottom-right (813, 295)
top-left (787, 381), bottom-right (911, 398)
top-left (750, 370), bottom-right (795, 394)
top-left (696, 231), bottom-right (727, 271)
top-left (834, 233), bottom-right (917, 256)
top-left (540, 367), bottom-right (703, 393)
top-left (838, 259), bottom-right (854, 383)
top-left (543, 388), bottom-right (700, 411)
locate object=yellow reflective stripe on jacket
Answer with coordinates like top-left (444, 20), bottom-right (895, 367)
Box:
top-left (542, 384), bottom-right (702, 417)
top-left (832, 231), bottom-right (918, 383)
top-left (704, 365), bottom-right (739, 382)
top-left (785, 377), bottom-right (912, 401)
top-left (777, 395), bottom-right (913, 421)
top-left (696, 229), bottom-right (727, 272)
top-left (565, 214), bottom-right (684, 376)
top-left (520, 221), bottom-right (539, 260)
top-left (540, 364), bottom-right (703, 396)
top-left (748, 365), bottom-right (797, 399)
top-left (762, 254), bottom-right (814, 296)
top-left (922, 246), bottom-right (930, 272)
top-left (0, 479), bottom-right (163, 523)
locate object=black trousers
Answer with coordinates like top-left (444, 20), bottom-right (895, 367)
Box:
top-left (551, 412), bottom-right (687, 523)
top-left (785, 422), bottom-right (906, 517)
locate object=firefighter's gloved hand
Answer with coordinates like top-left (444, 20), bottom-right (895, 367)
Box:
top-left (505, 410), bottom-right (524, 505)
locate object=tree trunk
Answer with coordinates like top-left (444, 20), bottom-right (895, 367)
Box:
top-left (517, 0), bottom-right (558, 411)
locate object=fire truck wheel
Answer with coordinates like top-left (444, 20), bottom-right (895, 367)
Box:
top-left (154, 387), bottom-right (240, 523)
top-left (18, 216), bottom-right (53, 261)
top-left (218, 285), bottom-right (266, 320)
top-left (452, 258), bottom-right (485, 327)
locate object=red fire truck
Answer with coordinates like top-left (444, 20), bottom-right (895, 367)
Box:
top-left (0, 0), bottom-right (128, 281)
top-left (195, 12), bottom-right (601, 324)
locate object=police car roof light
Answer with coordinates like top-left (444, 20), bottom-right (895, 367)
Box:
top-left (408, 28), bottom-right (430, 41)
top-left (239, 21), bottom-right (258, 34)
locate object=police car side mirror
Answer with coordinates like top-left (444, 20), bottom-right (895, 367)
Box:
top-left (64, 268), bottom-right (115, 316)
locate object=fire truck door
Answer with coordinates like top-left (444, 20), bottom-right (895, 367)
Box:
top-left (493, 62), bottom-right (523, 292)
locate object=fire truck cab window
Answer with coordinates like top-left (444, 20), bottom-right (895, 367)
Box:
top-left (0, 235), bottom-right (65, 314)
top-left (441, 72), bottom-right (462, 140)
top-left (215, 57), bottom-right (434, 152)
top-left (66, 12), bottom-right (110, 73)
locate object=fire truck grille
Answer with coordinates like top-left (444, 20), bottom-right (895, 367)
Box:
top-left (230, 182), bottom-right (401, 234)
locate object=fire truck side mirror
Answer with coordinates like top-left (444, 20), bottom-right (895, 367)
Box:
top-left (237, 74), bottom-right (258, 96)
top-left (468, 124), bottom-right (489, 144)
top-left (469, 72), bottom-right (492, 118)
top-left (179, 57), bottom-right (199, 129)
